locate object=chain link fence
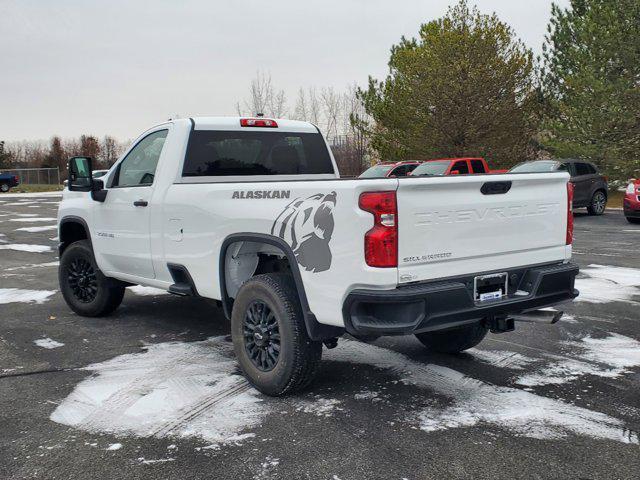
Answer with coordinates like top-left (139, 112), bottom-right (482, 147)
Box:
top-left (2, 167), bottom-right (61, 185)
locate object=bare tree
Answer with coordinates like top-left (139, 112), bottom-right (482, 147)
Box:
top-left (238, 71), bottom-right (288, 118)
top-left (307, 87), bottom-right (321, 126)
top-left (293, 88), bottom-right (308, 121)
top-left (100, 135), bottom-right (122, 167)
top-left (320, 87), bottom-right (341, 140)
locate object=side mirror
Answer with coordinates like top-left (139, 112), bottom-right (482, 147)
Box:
top-left (68, 156), bottom-right (92, 191)
top-left (67, 156), bottom-right (107, 202)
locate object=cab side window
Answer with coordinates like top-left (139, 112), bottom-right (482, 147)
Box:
top-left (112, 130), bottom-right (168, 187)
top-left (574, 162), bottom-right (591, 176)
top-left (470, 159), bottom-right (486, 173)
top-left (451, 160), bottom-right (469, 174)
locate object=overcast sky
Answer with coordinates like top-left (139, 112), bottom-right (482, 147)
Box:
top-left (0, 0), bottom-right (569, 141)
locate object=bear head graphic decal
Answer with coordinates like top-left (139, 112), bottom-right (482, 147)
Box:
top-left (270, 191), bottom-right (337, 273)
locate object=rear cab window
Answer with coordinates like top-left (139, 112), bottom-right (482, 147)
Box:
top-left (360, 165), bottom-right (393, 178)
top-left (182, 130), bottom-right (334, 177)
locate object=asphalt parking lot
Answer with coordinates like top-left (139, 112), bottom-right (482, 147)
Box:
top-left (1, 193), bottom-right (639, 480)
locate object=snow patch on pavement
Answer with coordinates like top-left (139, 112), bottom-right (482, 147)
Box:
top-left (50, 337), bottom-right (264, 447)
top-left (516, 333), bottom-right (640, 387)
top-left (15, 225), bottom-right (57, 232)
top-left (575, 264), bottom-right (640, 304)
top-left (9, 217), bottom-right (57, 222)
top-left (34, 338), bottom-right (65, 349)
top-left (0, 191), bottom-right (62, 198)
top-left (326, 341), bottom-right (638, 443)
top-left (50, 336), bottom-right (640, 448)
top-left (106, 443), bottom-right (122, 451)
top-left (0, 243), bottom-right (51, 252)
top-left (466, 349), bottom-right (538, 370)
top-left (128, 285), bottom-right (169, 296)
top-left (293, 397), bottom-right (342, 417)
top-left (4, 261), bottom-right (59, 272)
top-left (254, 456), bottom-right (279, 480)
top-left (0, 288), bottom-right (56, 304)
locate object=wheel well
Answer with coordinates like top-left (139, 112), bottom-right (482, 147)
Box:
top-left (594, 188), bottom-right (608, 199)
top-left (219, 234), bottom-right (345, 341)
top-left (59, 219), bottom-right (89, 254)
top-left (223, 240), bottom-right (292, 301)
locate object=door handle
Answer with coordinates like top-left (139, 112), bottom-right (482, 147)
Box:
top-left (133, 200), bottom-right (148, 207)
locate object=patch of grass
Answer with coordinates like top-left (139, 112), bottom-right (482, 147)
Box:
top-left (607, 190), bottom-right (624, 209)
top-left (9, 184), bottom-right (63, 193)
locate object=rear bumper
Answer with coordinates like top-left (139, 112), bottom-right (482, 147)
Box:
top-left (342, 262), bottom-right (579, 336)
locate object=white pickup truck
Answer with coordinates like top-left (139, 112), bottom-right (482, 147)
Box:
top-left (58, 117), bottom-right (578, 395)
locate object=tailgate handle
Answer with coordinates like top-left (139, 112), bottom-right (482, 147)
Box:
top-left (481, 181), bottom-right (511, 195)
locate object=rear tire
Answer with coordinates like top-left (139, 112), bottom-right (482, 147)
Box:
top-left (231, 273), bottom-right (322, 396)
top-left (587, 190), bottom-right (607, 215)
top-left (626, 217), bottom-right (640, 224)
top-left (415, 322), bottom-right (488, 353)
top-left (59, 240), bottom-right (125, 317)
top-left (0, 183), bottom-right (9, 193)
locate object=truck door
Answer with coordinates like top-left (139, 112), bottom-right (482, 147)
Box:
top-left (93, 129), bottom-right (168, 279)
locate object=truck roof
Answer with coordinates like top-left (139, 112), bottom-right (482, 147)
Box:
top-left (191, 116), bottom-right (319, 133)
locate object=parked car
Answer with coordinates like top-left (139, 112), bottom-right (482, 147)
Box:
top-left (58, 116), bottom-right (578, 396)
top-left (624, 179), bottom-right (640, 224)
top-left (509, 159), bottom-right (608, 215)
top-left (0, 172), bottom-right (19, 192)
top-left (359, 161), bottom-right (421, 178)
top-left (410, 157), bottom-right (505, 177)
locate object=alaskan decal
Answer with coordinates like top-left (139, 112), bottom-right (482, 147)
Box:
top-left (232, 190), bottom-right (290, 199)
top-left (270, 192), bottom-right (337, 273)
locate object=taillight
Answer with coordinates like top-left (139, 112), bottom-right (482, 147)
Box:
top-left (240, 118), bottom-right (278, 128)
top-left (359, 191), bottom-right (398, 267)
top-left (566, 182), bottom-right (574, 245)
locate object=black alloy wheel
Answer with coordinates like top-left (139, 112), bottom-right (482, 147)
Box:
top-left (243, 300), bottom-right (281, 371)
top-left (589, 191), bottom-right (607, 215)
top-left (66, 257), bottom-right (98, 303)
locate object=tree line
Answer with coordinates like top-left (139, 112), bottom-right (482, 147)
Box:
top-left (357, 0), bottom-right (639, 179)
top-left (2, 0), bottom-right (636, 180)
top-left (234, 0), bottom-right (638, 179)
top-left (0, 135), bottom-right (129, 174)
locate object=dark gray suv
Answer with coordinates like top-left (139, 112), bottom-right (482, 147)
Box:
top-left (509, 159), bottom-right (608, 215)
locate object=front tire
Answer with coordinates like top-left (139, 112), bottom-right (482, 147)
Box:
top-left (231, 273), bottom-right (322, 396)
top-left (415, 322), bottom-right (488, 353)
top-left (587, 190), bottom-right (607, 215)
top-left (0, 183), bottom-right (9, 193)
top-left (59, 240), bottom-right (125, 317)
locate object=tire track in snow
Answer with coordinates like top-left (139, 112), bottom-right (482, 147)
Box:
top-left (151, 377), bottom-right (252, 438)
top-left (50, 337), bottom-right (264, 446)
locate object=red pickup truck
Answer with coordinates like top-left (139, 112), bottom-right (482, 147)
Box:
top-left (410, 157), bottom-right (506, 176)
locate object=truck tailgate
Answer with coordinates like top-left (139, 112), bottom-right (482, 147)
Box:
top-left (396, 173), bottom-right (571, 284)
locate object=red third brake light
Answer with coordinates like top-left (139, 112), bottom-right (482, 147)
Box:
top-left (240, 118), bottom-right (278, 128)
top-left (359, 191), bottom-right (398, 267)
top-left (566, 181), bottom-right (574, 245)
